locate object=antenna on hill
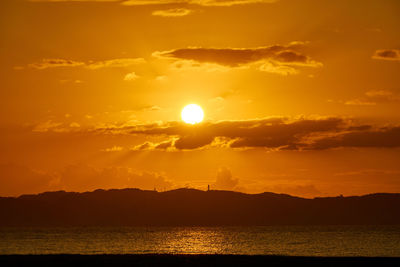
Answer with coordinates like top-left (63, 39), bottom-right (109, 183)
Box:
top-left (208, 185), bottom-right (210, 191)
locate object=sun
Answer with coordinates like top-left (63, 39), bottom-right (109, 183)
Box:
top-left (181, 104), bottom-right (204, 124)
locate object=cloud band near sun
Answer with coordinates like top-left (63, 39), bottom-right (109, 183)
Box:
top-left (92, 117), bottom-right (400, 151)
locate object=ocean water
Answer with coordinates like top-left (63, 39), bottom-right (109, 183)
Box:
top-left (0, 226), bottom-right (399, 256)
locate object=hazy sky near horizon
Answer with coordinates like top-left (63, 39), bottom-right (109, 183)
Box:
top-left (1, 0), bottom-right (400, 197)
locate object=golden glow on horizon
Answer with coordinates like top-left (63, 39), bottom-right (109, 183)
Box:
top-left (181, 104), bottom-right (204, 124)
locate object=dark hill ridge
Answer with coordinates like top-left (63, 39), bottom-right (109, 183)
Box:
top-left (0, 188), bottom-right (399, 226)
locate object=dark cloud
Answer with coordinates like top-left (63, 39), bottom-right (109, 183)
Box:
top-left (25, 116), bottom-right (400, 152)
top-left (372, 49), bottom-right (400, 61)
top-left (174, 134), bottom-right (215, 149)
top-left (105, 117), bottom-right (400, 151)
top-left (158, 43), bottom-right (319, 67)
top-left (155, 42), bottom-right (322, 75)
top-left (308, 126), bottom-right (400, 150)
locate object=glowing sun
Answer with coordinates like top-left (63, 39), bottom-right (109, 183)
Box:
top-left (181, 104), bottom-right (204, 124)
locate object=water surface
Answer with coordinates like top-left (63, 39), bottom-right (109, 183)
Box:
top-left (1, 226), bottom-right (399, 256)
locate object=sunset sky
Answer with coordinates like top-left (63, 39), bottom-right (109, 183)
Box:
top-left (1, 0), bottom-right (400, 197)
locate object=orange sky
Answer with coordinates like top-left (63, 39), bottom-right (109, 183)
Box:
top-left (1, 0), bottom-right (400, 197)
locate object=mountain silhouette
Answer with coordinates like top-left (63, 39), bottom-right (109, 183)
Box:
top-left (0, 188), bottom-right (399, 226)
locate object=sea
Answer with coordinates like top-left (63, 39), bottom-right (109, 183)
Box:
top-left (0, 226), bottom-right (399, 256)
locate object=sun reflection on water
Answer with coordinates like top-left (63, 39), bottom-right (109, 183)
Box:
top-left (157, 228), bottom-right (228, 254)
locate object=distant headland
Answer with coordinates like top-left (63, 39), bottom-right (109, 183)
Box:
top-left (1, 188), bottom-right (399, 226)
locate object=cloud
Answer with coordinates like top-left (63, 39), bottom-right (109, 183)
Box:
top-left (344, 99), bottom-right (376, 106)
top-left (121, 105), bottom-right (162, 113)
top-left (32, 120), bottom-right (84, 133)
top-left (69, 122), bottom-right (81, 128)
top-left (28, 116), bottom-right (400, 152)
top-left (33, 120), bottom-right (63, 132)
top-left (213, 167), bottom-right (238, 190)
top-left (25, 58), bottom-right (145, 70)
top-left (155, 75), bottom-right (167, 81)
top-left (60, 79), bottom-right (83, 84)
top-left (28, 59), bottom-right (85, 69)
top-left (97, 117), bottom-right (400, 151)
top-left (101, 145), bottom-right (124, 152)
top-left (152, 8), bottom-right (193, 17)
top-left (124, 72), bottom-right (139, 81)
top-left (365, 90), bottom-right (393, 98)
top-left (154, 42), bottom-right (322, 75)
top-left (155, 140), bottom-right (174, 149)
top-left (343, 90), bottom-right (400, 106)
top-left (307, 126), bottom-right (400, 150)
top-left (130, 139), bottom-right (175, 151)
top-left (259, 61), bottom-right (299, 75)
top-left (156, 43), bottom-right (318, 67)
top-left (29, 0), bottom-right (278, 6)
top-left (372, 49), bottom-right (400, 61)
top-left (364, 90), bottom-right (400, 102)
top-left (86, 58), bottom-right (145, 69)
top-left (168, 59), bottom-right (231, 73)
top-left (131, 141), bottom-right (155, 150)
top-left (122, 117), bottom-right (343, 150)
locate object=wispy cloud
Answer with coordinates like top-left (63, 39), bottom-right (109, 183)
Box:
top-left (124, 72), bottom-right (139, 81)
top-left (28, 59), bottom-right (85, 70)
top-left (33, 120), bottom-right (63, 132)
top-left (152, 8), bottom-right (194, 17)
top-left (24, 58), bottom-right (145, 70)
top-left (342, 90), bottom-right (400, 106)
top-left (344, 99), bottom-right (376, 106)
top-left (101, 145), bottom-right (124, 152)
